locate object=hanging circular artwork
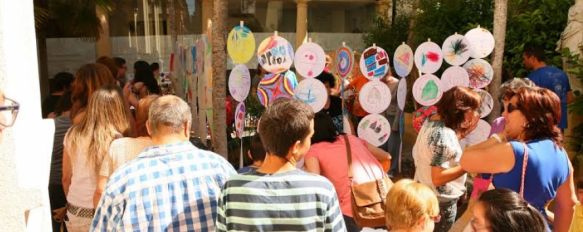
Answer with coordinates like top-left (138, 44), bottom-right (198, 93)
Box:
top-left (474, 89), bottom-right (494, 118)
top-left (294, 78), bottom-right (328, 112)
top-left (256, 35), bottom-right (294, 74)
top-left (442, 34), bottom-right (471, 66)
top-left (294, 42), bottom-right (326, 78)
top-left (393, 43), bottom-right (414, 78)
top-left (359, 81), bottom-right (392, 114)
top-left (414, 41), bottom-right (443, 74)
top-left (335, 46), bottom-right (354, 79)
top-left (257, 71), bottom-right (298, 107)
top-left (227, 25), bottom-right (256, 64)
top-left (463, 58), bottom-right (494, 89)
top-left (359, 46), bottom-right (390, 80)
top-left (235, 102), bottom-right (246, 138)
top-left (465, 27), bottom-right (495, 59)
top-left (228, 64), bottom-right (251, 102)
top-left (462, 119), bottom-right (491, 147)
top-left (413, 74), bottom-right (443, 106)
top-left (440, 66), bottom-right (470, 91)
top-left (357, 114), bottom-right (391, 147)
top-left (397, 77), bottom-right (407, 111)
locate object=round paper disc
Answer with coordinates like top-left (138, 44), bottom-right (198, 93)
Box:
top-left (465, 27), bottom-right (495, 59)
top-left (442, 34), bottom-right (471, 66)
top-left (256, 35), bottom-right (294, 74)
top-left (474, 89), bottom-right (494, 118)
top-left (228, 64), bottom-right (251, 102)
top-left (357, 114), bottom-right (391, 147)
top-left (359, 46), bottom-right (390, 80)
top-left (359, 81), bottom-right (391, 114)
top-left (257, 71), bottom-right (298, 107)
top-left (336, 46), bottom-right (354, 78)
top-left (294, 78), bottom-right (328, 113)
top-left (413, 74), bottom-right (443, 106)
top-left (414, 41), bottom-right (443, 74)
top-left (227, 25), bottom-right (256, 64)
top-left (440, 66), bottom-right (470, 91)
top-left (393, 43), bottom-right (414, 78)
top-left (397, 78), bottom-right (407, 111)
top-left (294, 42), bottom-right (326, 78)
top-left (235, 102), bottom-right (246, 138)
top-left (462, 119), bottom-right (491, 147)
top-left (463, 58), bottom-right (493, 89)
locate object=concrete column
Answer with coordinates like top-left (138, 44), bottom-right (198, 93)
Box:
top-left (202, 0), bottom-right (213, 33)
top-left (96, 5), bottom-right (112, 57)
top-left (142, 0), bottom-right (152, 53)
top-left (296, 0), bottom-right (309, 48)
top-left (265, 0), bottom-right (283, 32)
top-left (0, 1), bottom-right (55, 231)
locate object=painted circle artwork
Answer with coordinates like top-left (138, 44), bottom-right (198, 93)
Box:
top-left (228, 64), bottom-right (251, 102)
top-left (257, 71), bottom-right (298, 107)
top-left (294, 42), bottom-right (326, 78)
top-left (462, 119), bottom-right (491, 147)
top-left (463, 58), bottom-right (494, 89)
top-left (414, 41), bottom-right (443, 74)
top-left (235, 102), bottom-right (246, 138)
top-left (397, 77), bottom-right (407, 111)
top-left (357, 114), bottom-right (391, 147)
top-left (256, 35), bottom-right (294, 74)
top-left (442, 34), bottom-right (471, 66)
top-left (413, 74), bottom-right (443, 106)
top-left (335, 46), bottom-right (354, 78)
top-left (440, 66), bottom-right (470, 91)
top-left (294, 78), bottom-right (328, 113)
top-left (465, 27), bottom-right (495, 59)
top-left (359, 46), bottom-right (390, 80)
top-left (474, 89), bottom-right (494, 118)
top-left (359, 81), bottom-right (392, 114)
top-left (393, 43), bottom-right (414, 78)
top-left (227, 25), bottom-right (256, 64)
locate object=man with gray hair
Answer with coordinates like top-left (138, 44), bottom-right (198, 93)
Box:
top-left (91, 95), bottom-right (236, 231)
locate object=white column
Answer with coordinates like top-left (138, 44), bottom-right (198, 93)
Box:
top-left (96, 5), bottom-right (112, 57)
top-left (143, 0), bottom-right (152, 53)
top-left (296, 0), bottom-right (309, 48)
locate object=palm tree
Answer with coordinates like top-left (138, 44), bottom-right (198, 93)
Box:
top-left (211, 0), bottom-right (228, 158)
top-left (488, 0), bottom-right (508, 121)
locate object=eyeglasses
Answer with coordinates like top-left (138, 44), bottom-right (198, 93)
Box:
top-left (503, 103), bottom-right (519, 113)
top-left (0, 97), bottom-right (20, 127)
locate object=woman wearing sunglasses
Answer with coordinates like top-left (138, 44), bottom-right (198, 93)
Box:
top-left (461, 87), bottom-right (577, 232)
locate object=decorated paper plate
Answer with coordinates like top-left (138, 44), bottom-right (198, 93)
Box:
top-left (234, 102), bottom-right (246, 138)
top-left (465, 27), bottom-right (495, 59)
top-left (294, 78), bottom-right (328, 112)
top-left (357, 114), bottom-right (391, 147)
top-left (257, 71), bottom-right (298, 106)
top-left (442, 34), bottom-right (471, 66)
top-left (256, 35), bottom-right (294, 74)
top-left (397, 77), bottom-right (407, 111)
top-left (414, 41), bottom-right (443, 74)
top-left (228, 64), bottom-right (251, 102)
top-left (359, 46), bottom-right (390, 80)
top-left (413, 74), bottom-right (443, 106)
top-left (227, 25), bottom-right (256, 64)
top-left (474, 89), bottom-right (494, 118)
top-left (294, 42), bottom-right (326, 78)
top-left (461, 119), bottom-right (491, 147)
top-left (440, 66), bottom-right (470, 91)
top-left (359, 81), bottom-right (392, 114)
top-left (463, 58), bottom-right (493, 89)
top-left (393, 43), bottom-right (414, 78)
top-left (335, 46), bottom-right (354, 78)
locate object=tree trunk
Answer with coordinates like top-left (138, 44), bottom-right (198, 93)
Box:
top-left (406, 0), bottom-right (420, 112)
top-left (488, 0), bottom-right (508, 122)
top-left (211, 0), bottom-right (228, 158)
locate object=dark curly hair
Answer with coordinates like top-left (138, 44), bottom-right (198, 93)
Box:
top-left (478, 188), bottom-right (546, 232)
top-left (514, 87), bottom-right (562, 146)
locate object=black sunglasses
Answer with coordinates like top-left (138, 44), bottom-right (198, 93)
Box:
top-left (503, 103), bottom-right (519, 113)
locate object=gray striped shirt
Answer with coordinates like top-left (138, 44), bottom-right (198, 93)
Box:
top-left (216, 169), bottom-right (346, 232)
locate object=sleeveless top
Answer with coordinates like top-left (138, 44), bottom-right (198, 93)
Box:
top-left (66, 138), bottom-right (97, 208)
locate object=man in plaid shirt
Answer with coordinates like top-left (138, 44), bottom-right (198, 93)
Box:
top-left (91, 95), bottom-right (236, 231)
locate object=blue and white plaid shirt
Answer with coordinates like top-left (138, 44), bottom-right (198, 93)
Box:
top-left (91, 141), bottom-right (236, 232)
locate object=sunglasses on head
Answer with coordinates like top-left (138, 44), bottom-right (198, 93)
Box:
top-left (504, 103), bottom-right (519, 113)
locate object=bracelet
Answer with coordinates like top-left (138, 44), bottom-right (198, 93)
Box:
top-left (490, 134), bottom-right (503, 143)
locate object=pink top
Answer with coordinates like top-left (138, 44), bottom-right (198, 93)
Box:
top-left (304, 135), bottom-right (385, 217)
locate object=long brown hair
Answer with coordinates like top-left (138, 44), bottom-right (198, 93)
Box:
top-left (70, 63), bottom-right (116, 121)
top-left (435, 86), bottom-right (481, 134)
top-left (515, 87), bottom-right (562, 145)
top-left (65, 85), bottom-right (130, 174)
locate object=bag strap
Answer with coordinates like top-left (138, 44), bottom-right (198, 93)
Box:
top-left (343, 134), bottom-right (353, 178)
top-left (519, 143), bottom-right (529, 197)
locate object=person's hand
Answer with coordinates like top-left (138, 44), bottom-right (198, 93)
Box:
top-left (123, 82), bottom-right (132, 97)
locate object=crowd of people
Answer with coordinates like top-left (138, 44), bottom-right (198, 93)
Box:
top-left (0, 44), bottom-right (580, 232)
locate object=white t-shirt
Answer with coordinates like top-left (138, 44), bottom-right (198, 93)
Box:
top-left (412, 120), bottom-right (466, 201)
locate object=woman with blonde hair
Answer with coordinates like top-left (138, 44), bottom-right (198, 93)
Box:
top-left (385, 179), bottom-right (440, 232)
top-left (62, 85), bottom-right (130, 231)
